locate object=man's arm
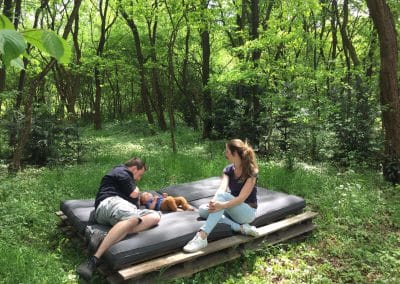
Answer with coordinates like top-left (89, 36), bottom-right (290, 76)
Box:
top-left (129, 186), bottom-right (140, 198)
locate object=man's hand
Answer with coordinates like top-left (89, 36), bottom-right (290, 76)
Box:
top-left (130, 186), bottom-right (140, 198)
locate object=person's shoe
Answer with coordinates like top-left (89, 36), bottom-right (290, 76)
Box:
top-left (85, 226), bottom-right (107, 254)
top-left (241, 224), bottom-right (259, 237)
top-left (76, 256), bottom-right (98, 281)
top-left (183, 235), bottom-right (208, 252)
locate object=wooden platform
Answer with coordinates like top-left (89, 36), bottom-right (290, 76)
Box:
top-left (57, 211), bottom-right (317, 283)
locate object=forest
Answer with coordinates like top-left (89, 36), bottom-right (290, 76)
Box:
top-left (0, 0), bottom-right (399, 283)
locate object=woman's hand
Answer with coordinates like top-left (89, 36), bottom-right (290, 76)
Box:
top-left (208, 200), bottom-right (225, 212)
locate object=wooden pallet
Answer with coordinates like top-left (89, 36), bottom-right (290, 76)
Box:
top-left (57, 211), bottom-right (317, 283)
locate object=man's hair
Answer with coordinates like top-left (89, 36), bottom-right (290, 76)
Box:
top-left (125, 157), bottom-right (147, 171)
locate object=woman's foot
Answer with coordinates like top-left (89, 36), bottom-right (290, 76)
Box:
top-left (183, 232), bottom-right (208, 252)
top-left (241, 224), bottom-right (259, 237)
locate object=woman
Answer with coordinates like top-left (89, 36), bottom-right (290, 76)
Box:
top-left (183, 139), bottom-right (259, 253)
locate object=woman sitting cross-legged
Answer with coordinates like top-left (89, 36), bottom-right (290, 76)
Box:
top-left (183, 139), bottom-right (259, 253)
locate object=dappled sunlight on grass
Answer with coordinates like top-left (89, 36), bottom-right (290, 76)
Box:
top-left (109, 142), bottom-right (144, 154)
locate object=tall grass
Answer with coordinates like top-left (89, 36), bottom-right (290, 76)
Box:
top-left (0, 120), bottom-right (399, 283)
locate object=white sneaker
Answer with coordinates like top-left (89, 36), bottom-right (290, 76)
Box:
top-left (183, 235), bottom-right (208, 252)
top-left (241, 224), bottom-right (259, 237)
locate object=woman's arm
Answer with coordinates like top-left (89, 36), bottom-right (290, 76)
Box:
top-left (215, 174), bottom-right (229, 194)
top-left (209, 176), bottom-right (256, 212)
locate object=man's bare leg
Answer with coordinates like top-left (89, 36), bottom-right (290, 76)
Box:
top-left (94, 212), bottom-right (160, 259)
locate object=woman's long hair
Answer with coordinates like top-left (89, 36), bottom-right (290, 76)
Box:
top-left (226, 139), bottom-right (258, 180)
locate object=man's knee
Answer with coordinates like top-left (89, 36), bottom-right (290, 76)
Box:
top-left (126, 217), bottom-right (141, 228)
top-left (143, 212), bottom-right (161, 226)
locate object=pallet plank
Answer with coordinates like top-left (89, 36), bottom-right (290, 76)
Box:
top-left (257, 211), bottom-right (317, 237)
top-left (118, 236), bottom-right (245, 280)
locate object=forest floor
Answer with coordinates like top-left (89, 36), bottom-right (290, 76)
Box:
top-left (0, 119), bottom-right (399, 283)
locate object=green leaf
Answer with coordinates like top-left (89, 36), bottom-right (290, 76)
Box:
top-left (10, 57), bottom-right (24, 70)
top-left (22, 29), bottom-right (71, 64)
top-left (0, 29), bottom-right (26, 67)
top-left (0, 15), bottom-right (14, 30)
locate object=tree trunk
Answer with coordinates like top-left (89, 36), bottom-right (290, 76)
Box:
top-left (119, 8), bottom-right (155, 128)
top-left (93, 0), bottom-right (113, 130)
top-left (201, 28), bottom-right (212, 139)
top-left (249, 0), bottom-right (261, 143)
top-left (200, 0), bottom-right (212, 139)
top-left (182, 12), bottom-right (198, 130)
top-left (366, 0), bottom-right (400, 184)
top-left (67, 14), bottom-right (82, 117)
top-left (93, 67), bottom-right (102, 129)
top-left (147, 16), bottom-right (167, 131)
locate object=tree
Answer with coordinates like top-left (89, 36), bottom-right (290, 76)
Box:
top-left (92, 0), bottom-right (117, 130)
top-left (119, 2), bottom-right (156, 129)
top-left (200, 0), bottom-right (212, 139)
top-left (366, 0), bottom-right (400, 184)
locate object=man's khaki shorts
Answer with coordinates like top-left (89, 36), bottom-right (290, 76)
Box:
top-left (95, 196), bottom-right (156, 226)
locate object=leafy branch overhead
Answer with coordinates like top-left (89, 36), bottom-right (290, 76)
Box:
top-left (0, 15), bottom-right (71, 69)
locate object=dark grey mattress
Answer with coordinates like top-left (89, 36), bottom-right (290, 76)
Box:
top-left (61, 177), bottom-right (305, 270)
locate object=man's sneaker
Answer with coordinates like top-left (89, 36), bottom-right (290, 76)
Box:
top-left (76, 256), bottom-right (98, 281)
top-left (85, 226), bottom-right (107, 254)
top-left (241, 224), bottom-right (259, 237)
top-left (183, 235), bottom-right (208, 253)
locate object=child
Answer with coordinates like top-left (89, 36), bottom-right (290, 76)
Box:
top-left (140, 192), bottom-right (194, 212)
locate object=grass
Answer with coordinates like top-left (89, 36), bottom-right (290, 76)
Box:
top-left (0, 119), bottom-right (399, 283)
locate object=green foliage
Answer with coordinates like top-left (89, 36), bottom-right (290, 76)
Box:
top-left (0, 29), bottom-right (26, 68)
top-left (0, 15), bottom-right (71, 69)
top-left (22, 29), bottom-right (71, 64)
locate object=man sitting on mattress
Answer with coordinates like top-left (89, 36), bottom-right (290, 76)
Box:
top-left (76, 157), bottom-right (161, 281)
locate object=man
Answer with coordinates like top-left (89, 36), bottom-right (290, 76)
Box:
top-left (76, 157), bottom-right (161, 280)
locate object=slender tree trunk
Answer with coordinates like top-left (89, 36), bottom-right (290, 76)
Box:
top-left (201, 28), bottom-right (212, 139)
top-left (93, 66), bottom-right (102, 129)
top-left (366, 0), bottom-right (400, 184)
top-left (147, 15), bottom-right (167, 131)
top-left (119, 8), bottom-right (155, 128)
top-left (93, 0), bottom-right (116, 130)
top-left (249, 0), bottom-right (261, 143)
top-left (67, 13), bottom-right (82, 117)
top-left (164, 1), bottom-right (182, 152)
top-left (182, 12), bottom-right (198, 130)
top-left (200, 0), bottom-right (212, 139)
